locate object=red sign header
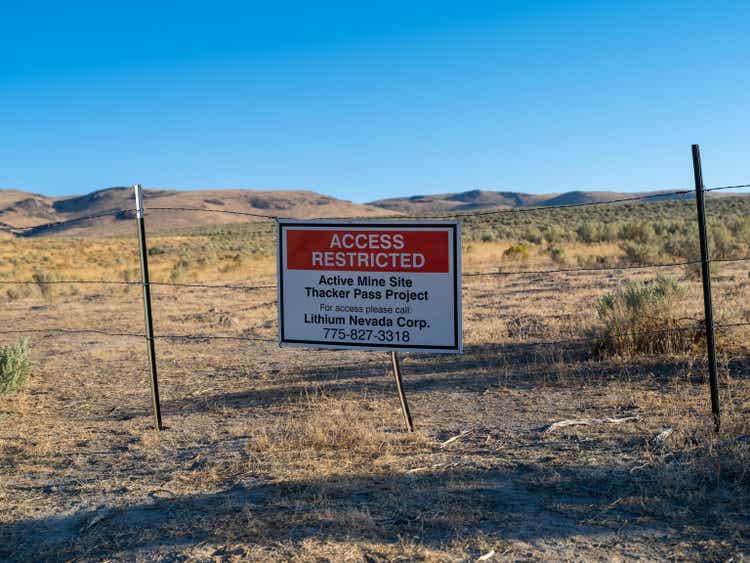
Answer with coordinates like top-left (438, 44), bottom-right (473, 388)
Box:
top-left (285, 229), bottom-right (450, 273)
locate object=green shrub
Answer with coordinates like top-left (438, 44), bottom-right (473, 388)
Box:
top-left (663, 234), bottom-right (698, 261)
top-left (577, 221), bottom-right (601, 243)
top-left (620, 241), bottom-right (660, 264)
top-left (544, 224), bottom-right (567, 243)
top-left (619, 221), bottom-right (656, 244)
top-left (503, 244), bottom-right (530, 262)
top-left (595, 276), bottom-right (700, 357)
top-left (600, 222), bottom-right (620, 242)
top-left (732, 216), bottom-right (750, 246)
top-left (710, 223), bottom-right (741, 260)
top-left (549, 244), bottom-right (566, 265)
top-left (523, 226), bottom-right (543, 244)
top-left (148, 245), bottom-right (170, 256)
top-left (0, 340), bottom-right (31, 394)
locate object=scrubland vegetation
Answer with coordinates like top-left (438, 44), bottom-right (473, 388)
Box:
top-left (0, 339), bottom-right (30, 395)
top-left (463, 195), bottom-right (750, 266)
top-left (0, 196), bottom-right (748, 560)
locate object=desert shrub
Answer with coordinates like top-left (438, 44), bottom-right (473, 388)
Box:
top-left (503, 244), bottom-right (530, 262)
top-left (621, 241), bottom-right (660, 264)
top-left (663, 234), bottom-right (698, 261)
top-left (732, 216), bottom-right (750, 246)
top-left (479, 230), bottom-right (495, 243)
top-left (32, 270), bottom-right (56, 300)
top-left (169, 258), bottom-right (192, 282)
top-left (543, 224), bottom-right (568, 243)
top-left (576, 254), bottom-right (614, 268)
top-left (619, 221), bottom-right (656, 244)
top-left (0, 340), bottom-right (31, 394)
top-left (6, 285), bottom-right (32, 302)
top-left (196, 254), bottom-right (217, 266)
top-left (600, 222), bottom-right (620, 242)
top-left (710, 223), bottom-right (741, 260)
top-left (577, 221), bottom-right (601, 243)
top-left (595, 276), bottom-right (700, 357)
top-left (121, 268), bottom-right (140, 283)
top-left (549, 244), bottom-right (566, 265)
top-left (148, 245), bottom-right (170, 256)
top-left (523, 226), bottom-right (543, 244)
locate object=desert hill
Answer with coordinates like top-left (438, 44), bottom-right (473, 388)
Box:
top-left (3, 186), bottom-right (739, 239)
top-left (368, 189), bottom-right (689, 214)
top-left (0, 187), bottom-right (395, 238)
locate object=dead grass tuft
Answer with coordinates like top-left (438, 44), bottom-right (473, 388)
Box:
top-left (251, 393), bottom-right (425, 462)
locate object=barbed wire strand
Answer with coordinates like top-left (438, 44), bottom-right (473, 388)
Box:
top-left (465, 256), bottom-right (750, 277)
top-left (2, 322), bottom-right (747, 355)
top-left (0, 328), bottom-right (145, 338)
top-left (705, 183), bottom-right (750, 192)
top-left (143, 182), bottom-right (748, 222)
top-left (0, 209), bottom-right (125, 233)
top-left (145, 206), bottom-right (278, 220)
top-left (464, 259), bottom-right (700, 278)
top-left (143, 190), bottom-right (697, 222)
top-left (2, 255), bottom-right (748, 289)
top-left (149, 281), bottom-right (276, 291)
top-left (155, 334), bottom-right (277, 342)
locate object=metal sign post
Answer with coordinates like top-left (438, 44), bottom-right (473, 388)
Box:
top-left (691, 145), bottom-right (720, 432)
top-left (134, 184), bottom-right (164, 431)
top-left (390, 351), bottom-right (414, 432)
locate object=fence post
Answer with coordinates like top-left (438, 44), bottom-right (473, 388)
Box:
top-left (134, 184), bottom-right (164, 431)
top-left (390, 352), bottom-right (414, 432)
top-left (691, 145), bottom-right (720, 432)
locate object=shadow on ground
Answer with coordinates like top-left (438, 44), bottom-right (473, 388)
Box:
top-left (103, 342), bottom-right (748, 420)
top-left (1, 462), bottom-right (736, 561)
top-left (145, 345), bottom-right (750, 416)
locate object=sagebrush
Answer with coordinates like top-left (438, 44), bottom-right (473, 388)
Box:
top-left (595, 276), bottom-right (702, 357)
top-left (0, 339), bottom-right (31, 394)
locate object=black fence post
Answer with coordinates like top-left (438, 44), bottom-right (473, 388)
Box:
top-left (390, 352), bottom-right (414, 432)
top-left (691, 145), bottom-right (720, 432)
top-left (134, 184), bottom-right (164, 431)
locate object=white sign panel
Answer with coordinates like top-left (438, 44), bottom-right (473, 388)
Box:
top-left (277, 220), bottom-right (462, 353)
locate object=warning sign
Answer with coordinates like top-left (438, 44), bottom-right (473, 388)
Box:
top-left (277, 220), bottom-right (462, 353)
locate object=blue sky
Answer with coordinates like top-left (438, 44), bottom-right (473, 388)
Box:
top-left (1, 1), bottom-right (748, 202)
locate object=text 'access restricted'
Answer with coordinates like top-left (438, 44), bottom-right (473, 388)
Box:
top-left (277, 221), bottom-right (462, 353)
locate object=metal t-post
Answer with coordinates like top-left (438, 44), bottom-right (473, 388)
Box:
top-left (390, 351), bottom-right (414, 432)
top-left (691, 145), bottom-right (720, 432)
top-left (134, 184), bottom-right (163, 431)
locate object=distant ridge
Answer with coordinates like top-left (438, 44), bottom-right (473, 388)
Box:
top-left (368, 189), bottom-right (691, 214)
top-left (2, 186), bottom-right (741, 239)
top-left (0, 187), bottom-right (394, 238)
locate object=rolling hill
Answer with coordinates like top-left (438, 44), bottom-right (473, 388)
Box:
top-left (0, 187), bottom-right (395, 238)
top-left (367, 189), bottom-right (691, 214)
top-left (2, 186), bottom-right (737, 239)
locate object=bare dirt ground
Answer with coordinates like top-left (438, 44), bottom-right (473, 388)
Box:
top-left (1, 243), bottom-right (749, 561)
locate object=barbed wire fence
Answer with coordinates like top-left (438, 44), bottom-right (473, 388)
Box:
top-left (1, 145), bottom-right (749, 432)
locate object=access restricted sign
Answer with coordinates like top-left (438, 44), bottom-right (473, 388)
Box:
top-left (277, 220), bottom-right (462, 353)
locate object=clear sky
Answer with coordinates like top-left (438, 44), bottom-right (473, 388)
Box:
top-left (1, 1), bottom-right (748, 202)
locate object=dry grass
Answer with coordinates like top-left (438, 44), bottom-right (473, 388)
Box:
top-left (0, 235), bottom-right (748, 560)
